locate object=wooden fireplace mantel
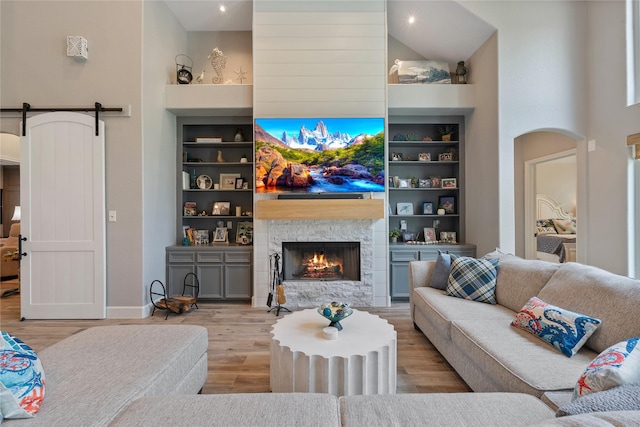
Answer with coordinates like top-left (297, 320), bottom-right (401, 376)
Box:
top-left (255, 198), bottom-right (385, 220)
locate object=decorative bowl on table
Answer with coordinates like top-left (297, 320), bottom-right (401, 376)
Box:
top-left (317, 302), bottom-right (353, 331)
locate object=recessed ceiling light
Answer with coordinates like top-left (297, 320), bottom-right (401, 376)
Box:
top-left (219, 5), bottom-right (226, 13)
top-left (408, 15), bottom-right (415, 24)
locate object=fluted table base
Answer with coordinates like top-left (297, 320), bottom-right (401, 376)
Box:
top-left (270, 309), bottom-right (397, 396)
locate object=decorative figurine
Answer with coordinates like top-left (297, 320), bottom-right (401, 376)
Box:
top-left (234, 128), bottom-right (245, 142)
top-left (234, 65), bottom-right (247, 84)
top-left (208, 47), bottom-right (227, 84)
top-left (196, 70), bottom-right (205, 84)
top-left (217, 150), bottom-right (225, 163)
top-left (455, 61), bottom-right (467, 84)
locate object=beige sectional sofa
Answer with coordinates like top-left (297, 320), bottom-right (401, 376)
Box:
top-left (408, 254), bottom-right (640, 424)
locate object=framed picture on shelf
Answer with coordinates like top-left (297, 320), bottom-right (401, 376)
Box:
top-left (422, 202), bottom-right (434, 215)
top-left (418, 152), bottom-right (431, 161)
top-left (220, 173), bottom-right (241, 190)
top-left (183, 201), bottom-right (197, 216)
top-left (430, 176), bottom-right (441, 188)
top-left (438, 152), bottom-right (453, 161)
top-left (213, 227), bottom-right (228, 242)
top-left (396, 202), bottom-right (414, 215)
top-left (438, 196), bottom-right (456, 214)
top-left (398, 179), bottom-right (410, 188)
top-left (402, 231), bottom-right (416, 242)
top-left (442, 178), bottom-right (457, 189)
top-left (212, 201), bottom-right (231, 215)
top-left (424, 227), bottom-right (437, 242)
top-left (242, 182), bottom-right (249, 190)
top-left (236, 221), bottom-right (253, 245)
top-left (440, 231), bottom-right (457, 243)
top-left (419, 179), bottom-right (431, 188)
top-left (235, 177), bottom-right (244, 190)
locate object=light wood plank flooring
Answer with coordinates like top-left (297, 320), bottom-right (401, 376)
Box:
top-left (0, 289), bottom-right (470, 394)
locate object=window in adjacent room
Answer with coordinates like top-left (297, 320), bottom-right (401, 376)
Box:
top-left (627, 0), bottom-right (640, 105)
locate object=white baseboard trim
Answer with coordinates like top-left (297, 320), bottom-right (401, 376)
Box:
top-left (107, 303), bottom-right (153, 319)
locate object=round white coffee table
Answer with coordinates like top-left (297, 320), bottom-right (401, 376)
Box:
top-left (270, 308), bottom-right (397, 396)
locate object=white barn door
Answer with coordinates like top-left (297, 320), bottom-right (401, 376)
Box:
top-left (20, 112), bottom-right (106, 319)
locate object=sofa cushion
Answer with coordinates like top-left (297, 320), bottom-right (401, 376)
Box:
top-left (339, 393), bottom-right (555, 427)
top-left (573, 337), bottom-right (640, 399)
top-left (558, 383), bottom-right (640, 417)
top-left (538, 263), bottom-right (640, 353)
top-left (428, 251), bottom-right (451, 290)
top-left (111, 393), bottom-right (341, 427)
top-left (412, 286), bottom-right (515, 340)
top-left (0, 332), bottom-right (45, 420)
top-left (494, 255), bottom-right (560, 312)
top-left (511, 297), bottom-right (601, 358)
top-left (528, 410), bottom-right (640, 426)
top-left (445, 256), bottom-right (499, 304)
top-left (451, 319), bottom-right (597, 395)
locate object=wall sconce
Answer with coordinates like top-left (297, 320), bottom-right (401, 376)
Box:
top-left (67, 36), bottom-right (88, 60)
top-left (11, 206), bottom-right (21, 222)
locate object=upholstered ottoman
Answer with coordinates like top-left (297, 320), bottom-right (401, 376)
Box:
top-left (5, 325), bottom-right (208, 426)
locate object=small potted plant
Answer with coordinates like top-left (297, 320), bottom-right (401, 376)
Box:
top-left (411, 176), bottom-right (419, 188)
top-left (437, 205), bottom-right (446, 215)
top-left (439, 126), bottom-right (454, 142)
top-left (389, 228), bottom-right (401, 243)
top-left (240, 153), bottom-right (248, 163)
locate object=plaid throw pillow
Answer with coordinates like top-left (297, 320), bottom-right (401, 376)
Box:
top-left (445, 255), bottom-right (499, 304)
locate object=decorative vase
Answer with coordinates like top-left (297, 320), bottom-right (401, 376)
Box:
top-left (217, 151), bottom-right (225, 162)
top-left (442, 134), bottom-right (451, 142)
top-left (391, 237), bottom-right (398, 243)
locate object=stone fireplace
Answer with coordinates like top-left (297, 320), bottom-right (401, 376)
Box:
top-left (264, 219), bottom-right (379, 308)
top-left (282, 241), bottom-right (361, 281)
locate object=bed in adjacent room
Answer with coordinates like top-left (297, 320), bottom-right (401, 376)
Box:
top-left (535, 194), bottom-right (577, 263)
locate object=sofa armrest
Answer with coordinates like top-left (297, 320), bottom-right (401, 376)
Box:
top-left (408, 261), bottom-right (436, 319)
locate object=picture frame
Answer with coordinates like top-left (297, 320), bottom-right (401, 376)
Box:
top-left (424, 227), bottom-right (437, 242)
top-left (440, 231), bottom-right (457, 243)
top-left (441, 178), bottom-right (457, 189)
top-left (398, 179), bottom-right (410, 188)
top-left (396, 202), bottom-right (414, 215)
top-left (430, 176), bottom-right (441, 188)
top-left (422, 202), bottom-right (434, 215)
top-left (212, 201), bottom-right (231, 215)
top-left (194, 229), bottom-right (209, 245)
top-left (242, 182), bottom-right (249, 190)
top-left (220, 173), bottom-right (241, 190)
top-left (438, 196), bottom-right (456, 214)
top-left (418, 152), bottom-right (431, 161)
top-left (236, 221), bottom-right (253, 245)
top-left (183, 201), bottom-right (196, 216)
top-left (234, 177), bottom-right (244, 190)
top-left (402, 231), bottom-right (416, 242)
top-left (397, 60), bottom-right (452, 84)
top-left (418, 179), bottom-right (431, 188)
top-left (213, 227), bottom-right (228, 242)
top-left (438, 152), bottom-right (453, 162)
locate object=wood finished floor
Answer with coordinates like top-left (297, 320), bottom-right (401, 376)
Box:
top-left (0, 287), bottom-right (470, 394)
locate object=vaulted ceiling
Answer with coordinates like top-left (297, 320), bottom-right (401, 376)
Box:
top-left (164, 0), bottom-right (496, 65)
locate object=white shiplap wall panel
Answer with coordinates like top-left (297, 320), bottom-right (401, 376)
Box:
top-left (254, 49), bottom-right (385, 64)
top-left (253, 0), bottom-right (387, 118)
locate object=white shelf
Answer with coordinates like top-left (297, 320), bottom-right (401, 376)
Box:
top-left (165, 84), bottom-right (253, 116)
top-left (388, 84), bottom-right (474, 115)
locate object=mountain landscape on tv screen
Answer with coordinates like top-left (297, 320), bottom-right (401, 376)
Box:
top-left (255, 118), bottom-right (385, 193)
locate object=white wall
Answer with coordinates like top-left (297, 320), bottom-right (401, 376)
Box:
top-left (0, 0), bottom-right (145, 309)
top-left (140, 1), bottom-right (186, 316)
top-left (586, 1), bottom-right (640, 274)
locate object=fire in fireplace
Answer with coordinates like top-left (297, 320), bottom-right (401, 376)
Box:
top-left (282, 242), bottom-right (360, 281)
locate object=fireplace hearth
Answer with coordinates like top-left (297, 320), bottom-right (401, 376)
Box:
top-left (282, 241), bottom-right (360, 281)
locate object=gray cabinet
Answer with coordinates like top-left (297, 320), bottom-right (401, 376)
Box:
top-left (389, 243), bottom-right (476, 299)
top-left (166, 246), bottom-right (252, 301)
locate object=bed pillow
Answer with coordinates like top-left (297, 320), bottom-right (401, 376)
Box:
top-left (0, 331), bottom-right (45, 420)
top-left (557, 383), bottom-right (640, 417)
top-left (552, 218), bottom-right (576, 234)
top-left (536, 219), bottom-right (557, 235)
top-left (573, 336), bottom-right (640, 400)
top-left (428, 251), bottom-right (451, 290)
top-left (445, 255), bottom-right (498, 304)
top-left (511, 297), bottom-right (601, 357)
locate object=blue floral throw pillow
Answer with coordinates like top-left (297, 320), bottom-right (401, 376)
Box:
top-left (0, 331), bottom-right (46, 420)
top-left (445, 255), bottom-right (499, 304)
top-left (573, 336), bottom-right (640, 400)
top-left (511, 297), bottom-right (601, 357)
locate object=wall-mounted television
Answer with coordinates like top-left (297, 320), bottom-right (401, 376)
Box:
top-left (255, 117), bottom-right (385, 194)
